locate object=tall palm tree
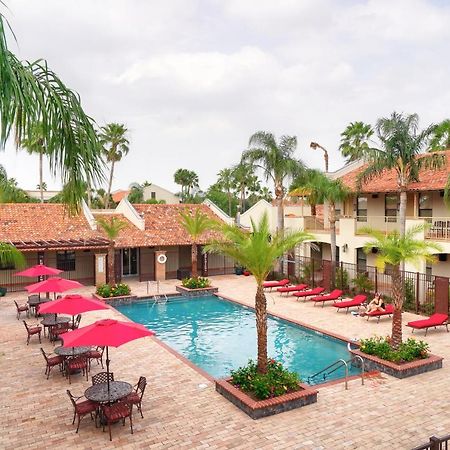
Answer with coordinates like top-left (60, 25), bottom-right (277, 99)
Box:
top-left (362, 225), bottom-right (441, 349)
top-left (0, 242), bottom-right (25, 269)
top-left (179, 208), bottom-right (212, 277)
top-left (99, 123), bottom-right (130, 209)
top-left (185, 170), bottom-right (199, 198)
top-left (340, 113), bottom-right (445, 236)
top-left (174, 169), bottom-right (199, 202)
top-left (205, 213), bottom-right (313, 373)
top-left (231, 162), bottom-right (259, 213)
top-left (97, 216), bottom-right (127, 285)
top-left (242, 132), bottom-right (304, 235)
top-left (429, 119), bottom-right (450, 152)
top-left (290, 168), bottom-right (324, 216)
top-left (0, 14), bottom-right (104, 211)
top-left (217, 168), bottom-right (234, 216)
top-left (339, 121), bottom-right (374, 163)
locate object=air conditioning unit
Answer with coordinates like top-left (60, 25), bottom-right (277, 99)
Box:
top-left (438, 254), bottom-right (447, 262)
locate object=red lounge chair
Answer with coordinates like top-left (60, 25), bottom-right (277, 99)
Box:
top-left (263, 279), bottom-right (290, 291)
top-left (277, 284), bottom-right (308, 295)
top-left (366, 304), bottom-right (394, 322)
top-left (333, 295), bottom-right (367, 313)
top-left (406, 313), bottom-right (449, 336)
top-left (310, 289), bottom-right (344, 307)
top-left (293, 287), bottom-right (325, 301)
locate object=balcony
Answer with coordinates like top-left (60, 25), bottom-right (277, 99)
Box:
top-left (424, 217), bottom-right (450, 240)
top-left (355, 216), bottom-right (400, 235)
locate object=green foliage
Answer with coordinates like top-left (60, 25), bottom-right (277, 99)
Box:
top-left (359, 336), bottom-right (429, 363)
top-left (96, 282), bottom-right (131, 298)
top-left (403, 278), bottom-right (416, 311)
top-left (174, 168), bottom-right (199, 202)
top-left (144, 198), bottom-right (166, 204)
top-left (429, 119), bottom-right (450, 152)
top-left (0, 242), bottom-right (25, 269)
top-left (179, 208), bottom-right (213, 241)
top-left (127, 184), bottom-right (144, 203)
top-left (181, 277), bottom-right (210, 289)
top-left (96, 216), bottom-right (127, 240)
top-left (299, 262), bottom-right (313, 285)
top-left (352, 272), bottom-right (374, 293)
top-left (230, 359), bottom-right (300, 400)
top-left (335, 267), bottom-right (350, 291)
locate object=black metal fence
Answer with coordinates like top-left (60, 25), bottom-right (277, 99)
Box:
top-left (281, 255), bottom-right (449, 316)
top-left (412, 434), bottom-right (450, 450)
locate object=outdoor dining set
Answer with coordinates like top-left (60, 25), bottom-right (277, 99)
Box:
top-left (12, 264), bottom-right (155, 440)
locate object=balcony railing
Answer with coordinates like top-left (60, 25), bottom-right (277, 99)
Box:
top-left (303, 216), bottom-right (340, 233)
top-left (424, 217), bottom-right (450, 240)
top-left (355, 216), bottom-right (399, 234)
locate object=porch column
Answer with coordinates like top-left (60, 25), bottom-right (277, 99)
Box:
top-left (94, 253), bottom-right (107, 286)
top-left (155, 250), bottom-right (167, 281)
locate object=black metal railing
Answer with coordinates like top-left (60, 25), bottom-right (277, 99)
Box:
top-left (412, 434), bottom-right (450, 450)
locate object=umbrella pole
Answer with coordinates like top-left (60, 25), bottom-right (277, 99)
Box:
top-left (106, 346), bottom-right (111, 402)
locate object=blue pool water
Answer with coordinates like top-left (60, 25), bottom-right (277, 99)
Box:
top-left (116, 296), bottom-right (358, 384)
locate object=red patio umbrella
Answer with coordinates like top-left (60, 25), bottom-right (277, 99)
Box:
top-left (61, 319), bottom-right (155, 398)
top-left (16, 264), bottom-right (62, 277)
top-left (26, 277), bottom-right (83, 295)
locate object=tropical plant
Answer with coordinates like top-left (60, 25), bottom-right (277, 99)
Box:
top-left (99, 123), bottom-right (130, 209)
top-left (361, 225), bottom-right (441, 348)
top-left (339, 121), bottom-right (374, 163)
top-left (334, 267), bottom-right (349, 291)
top-left (204, 213), bottom-right (313, 373)
top-left (36, 182), bottom-right (47, 191)
top-left (96, 216), bottom-right (127, 285)
top-left (242, 132), bottom-right (304, 234)
top-left (127, 183), bottom-right (144, 203)
top-left (181, 277), bottom-right (210, 289)
top-left (339, 113), bottom-right (444, 237)
top-left (429, 119), bottom-right (450, 152)
top-left (0, 14), bottom-right (104, 211)
top-left (0, 242), bottom-right (25, 269)
top-left (289, 169), bottom-right (324, 216)
top-left (352, 272), bottom-right (374, 293)
top-left (217, 168), bottom-right (234, 216)
top-left (179, 208), bottom-right (212, 278)
top-left (0, 171), bottom-right (35, 203)
top-left (174, 169), bottom-right (199, 202)
top-left (96, 282), bottom-right (131, 298)
top-left (231, 162), bottom-right (260, 213)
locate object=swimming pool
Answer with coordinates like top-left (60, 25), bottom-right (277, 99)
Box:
top-left (116, 296), bottom-right (358, 384)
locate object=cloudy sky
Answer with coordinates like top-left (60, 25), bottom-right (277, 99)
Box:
top-left (2, 0), bottom-right (450, 193)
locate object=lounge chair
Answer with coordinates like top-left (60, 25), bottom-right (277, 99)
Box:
top-left (366, 304), bottom-right (395, 322)
top-left (310, 289), bottom-right (344, 307)
top-left (293, 287), bottom-right (325, 301)
top-left (406, 313), bottom-right (449, 336)
top-left (277, 284), bottom-right (308, 295)
top-left (263, 279), bottom-right (290, 291)
top-left (333, 295), bottom-right (367, 313)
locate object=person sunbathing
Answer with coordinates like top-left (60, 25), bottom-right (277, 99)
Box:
top-left (360, 293), bottom-right (385, 316)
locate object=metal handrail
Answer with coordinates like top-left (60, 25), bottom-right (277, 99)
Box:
top-left (307, 358), bottom-right (349, 389)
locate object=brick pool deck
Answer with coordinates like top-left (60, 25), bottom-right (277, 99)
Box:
top-left (1, 275), bottom-right (449, 449)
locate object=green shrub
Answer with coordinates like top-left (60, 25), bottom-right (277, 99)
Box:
top-left (335, 267), bottom-right (350, 291)
top-left (230, 359), bottom-right (301, 400)
top-left (181, 277), bottom-right (211, 289)
top-left (96, 282), bottom-right (131, 298)
top-left (359, 336), bottom-right (429, 363)
top-left (403, 278), bottom-right (416, 312)
top-left (352, 272), bottom-right (374, 293)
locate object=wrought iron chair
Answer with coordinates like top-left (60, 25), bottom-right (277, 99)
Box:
top-left (92, 371), bottom-right (114, 385)
top-left (66, 390), bottom-right (98, 433)
top-left (101, 400), bottom-right (133, 441)
top-left (66, 356), bottom-right (89, 384)
top-left (71, 314), bottom-right (82, 330)
top-left (27, 294), bottom-right (40, 316)
top-left (23, 320), bottom-right (42, 345)
top-left (40, 348), bottom-right (64, 379)
top-left (125, 376), bottom-right (147, 418)
top-left (50, 322), bottom-right (71, 342)
top-left (87, 346), bottom-right (105, 369)
top-left (14, 300), bottom-right (29, 320)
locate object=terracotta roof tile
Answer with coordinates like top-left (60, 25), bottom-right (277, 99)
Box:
top-left (339, 150), bottom-right (450, 193)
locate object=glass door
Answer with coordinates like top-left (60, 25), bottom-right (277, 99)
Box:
top-left (122, 248), bottom-right (138, 276)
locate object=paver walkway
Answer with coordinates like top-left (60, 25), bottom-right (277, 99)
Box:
top-left (1, 275), bottom-right (449, 449)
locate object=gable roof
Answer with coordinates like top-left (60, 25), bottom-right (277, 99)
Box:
top-left (339, 150), bottom-right (450, 193)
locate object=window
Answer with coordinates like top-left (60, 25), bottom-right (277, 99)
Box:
top-left (151, 191), bottom-right (156, 199)
top-left (56, 251), bottom-right (75, 271)
top-left (357, 248), bottom-right (367, 272)
top-left (357, 196), bottom-right (367, 222)
top-left (426, 264), bottom-right (432, 282)
top-left (419, 193), bottom-right (432, 218)
top-left (385, 194), bottom-right (398, 222)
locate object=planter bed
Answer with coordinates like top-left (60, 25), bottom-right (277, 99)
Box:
top-left (349, 349), bottom-right (443, 379)
top-left (215, 378), bottom-right (317, 419)
top-left (176, 285), bottom-right (218, 297)
top-left (93, 293), bottom-right (137, 305)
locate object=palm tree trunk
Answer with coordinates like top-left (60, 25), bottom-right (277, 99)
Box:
top-left (311, 203), bottom-right (317, 216)
top-left (39, 151), bottom-right (43, 203)
top-left (255, 284), bottom-right (268, 374)
top-left (105, 161), bottom-right (115, 209)
top-left (329, 202), bottom-right (337, 288)
top-left (191, 243), bottom-right (198, 278)
top-left (107, 243), bottom-right (115, 285)
top-left (227, 190), bottom-right (231, 216)
top-left (399, 189), bottom-right (407, 236)
top-left (391, 264), bottom-right (403, 349)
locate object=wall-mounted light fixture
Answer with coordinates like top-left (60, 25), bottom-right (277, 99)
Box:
top-left (342, 244), bottom-right (348, 253)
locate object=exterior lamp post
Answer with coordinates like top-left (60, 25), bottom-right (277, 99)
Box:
top-left (310, 142), bottom-right (329, 173)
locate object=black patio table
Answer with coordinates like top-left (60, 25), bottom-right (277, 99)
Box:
top-left (84, 381), bottom-right (132, 404)
top-left (41, 316), bottom-right (71, 338)
top-left (28, 297), bottom-right (51, 316)
top-left (54, 345), bottom-right (91, 357)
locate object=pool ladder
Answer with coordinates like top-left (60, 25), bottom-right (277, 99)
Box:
top-left (307, 354), bottom-right (365, 389)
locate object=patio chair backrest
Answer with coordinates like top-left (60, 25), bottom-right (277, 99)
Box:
top-left (73, 315), bottom-right (81, 329)
top-left (66, 390), bottom-right (77, 408)
top-left (92, 371), bottom-right (114, 385)
top-left (40, 348), bottom-right (49, 363)
top-left (23, 321), bottom-right (30, 332)
top-left (14, 300), bottom-right (20, 311)
top-left (136, 376), bottom-right (147, 399)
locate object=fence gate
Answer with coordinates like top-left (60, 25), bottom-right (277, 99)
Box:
top-left (434, 276), bottom-right (449, 314)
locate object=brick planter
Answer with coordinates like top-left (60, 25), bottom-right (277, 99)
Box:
top-left (215, 378), bottom-right (318, 419)
top-left (176, 285), bottom-right (219, 297)
top-left (92, 293), bottom-right (137, 305)
top-left (349, 349), bottom-right (443, 379)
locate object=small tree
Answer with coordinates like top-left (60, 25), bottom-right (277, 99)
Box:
top-left (97, 217), bottom-right (127, 285)
top-left (362, 225), bottom-right (441, 349)
top-left (179, 208), bottom-right (212, 278)
top-left (0, 242), bottom-right (25, 269)
top-left (204, 213), bottom-right (313, 373)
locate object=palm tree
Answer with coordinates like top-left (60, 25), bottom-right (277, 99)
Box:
top-left (339, 113), bottom-right (445, 237)
top-left (0, 14), bottom-right (104, 210)
top-left (179, 208), bottom-right (212, 277)
top-left (99, 123), bottom-right (130, 209)
top-left (231, 162), bottom-right (255, 213)
top-left (174, 169), bottom-right (199, 202)
top-left (205, 213), bottom-right (313, 373)
top-left (185, 170), bottom-right (199, 198)
top-left (429, 119), bottom-right (450, 152)
top-left (0, 242), bottom-right (25, 269)
top-left (242, 132), bottom-right (304, 234)
top-left (217, 168), bottom-right (234, 216)
top-left (290, 168), bottom-right (324, 216)
top-left (128, 183), bottom-right (144, 203)
top-left (362, 225), bottom-right (441, 349)
top-left (339, 121), bottom-right (374, 163)
top-left (97, 216), bottom-right (127, 285)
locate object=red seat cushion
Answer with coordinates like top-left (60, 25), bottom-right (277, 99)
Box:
top-left (103, 403), bottom-right (130, 421)
top-left (48, 356), bottom-right (64, 366)
top-left (75, 400), bottom-right (98, 415)
top-left (18, 306), bottom-right (28, 311)
top-left (125, 392), bottom-right (140, 404)
top-left (87, 351), bottom-right (101, 359)
top-left (29, 327), bottom-right (41, 334)
top-left (367, 304), bottom-right (394, 316)
top-left (407, 313), bottom-right (448, 329)
top-left (68, 359), bottom-right (87, 370)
